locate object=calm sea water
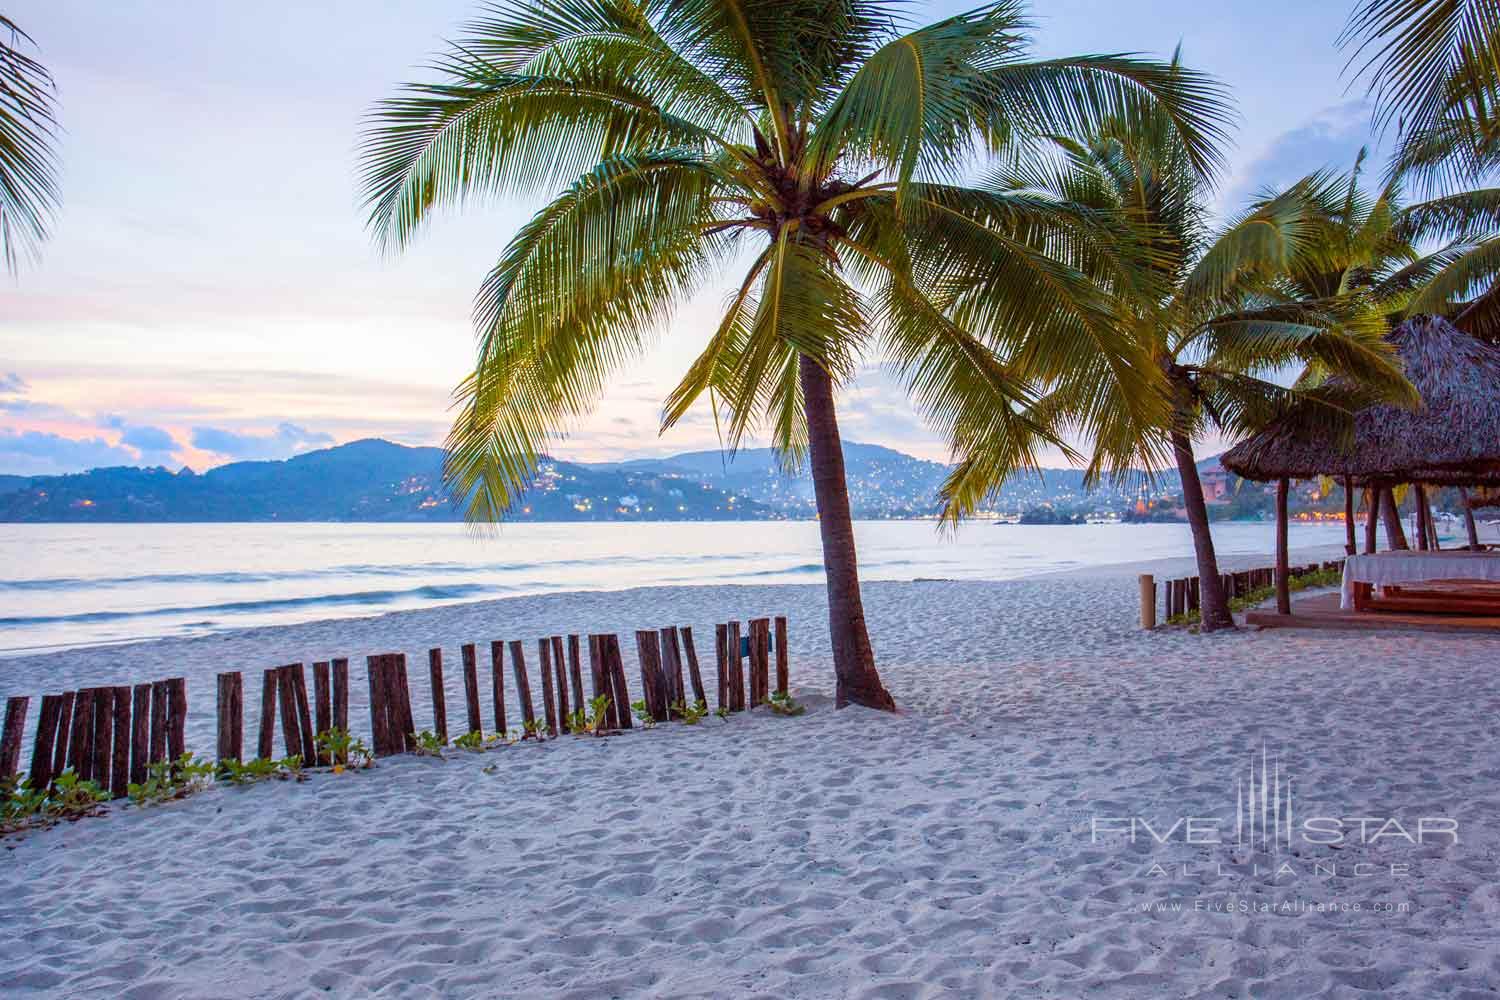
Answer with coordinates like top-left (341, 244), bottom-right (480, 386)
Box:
top-left (0, 520), bottom-right (1355, 653)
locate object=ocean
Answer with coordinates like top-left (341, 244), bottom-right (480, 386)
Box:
top-left (0, 520), bottom-right (1356, 653)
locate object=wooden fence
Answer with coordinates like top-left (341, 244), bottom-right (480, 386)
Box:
top-left (0, 616), bottom-right (791, 794)
top-left (1137, 560), bottom-right (1346, 628)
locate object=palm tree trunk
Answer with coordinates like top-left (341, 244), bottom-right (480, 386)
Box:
top-left (799, 354), bottom-right (895, 711)
top-left (1275, 477), bottom-right (1291, 614)
top-left (1168, 427), bottom-right (1233, 631)
top-left (1381, 488), bottom-right (1409, 550)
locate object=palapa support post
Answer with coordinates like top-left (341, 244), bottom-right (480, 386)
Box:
top-left (491, 641), bottom-right (508, 735)
top-left (509, 640), bottom-right (535, 733)
top-left (28, 694), bottom-right (62, 790)
top-left (460, 643), bottom-right (482, 735)
top-left (332, 658), bottom-right (350, 733)
top-left (110, 687), bottom-right (130, 799)
top-left (217, 672), bottom-right (244, 764)
top-left (1364, 488), bottom-right (1379, 553)
top-left (635, 630), bottom-right (668, 723)
top-left (1343, 476), bottom-right (1357, 556)
top-left (0, 696), bottom-right (27, 781)
top-left (1139, 575), bottom-right (1156, 630)
top-left (257, 669), bottom-right (277, 760)
top-left (682, 627), bottom-right (707, 707)
top-left (1275, 477), bottom-right (1291, 615)
top-left (714, 624), bottom-right (729, 712)
top-left (278, 665), bottom-right (304, 762)
top-left (538, 638), bottom-right (559, 737)
top-left (605, 634), bottom-right (632, 729)
top-left (551, 636), bottom-right (568, 732)
top-left (567, 635), bottom-right (585, 717)
top-left (312, 662), bottom-right (331, 763)
top-left (129, 684), bottom-right (150, 785)
top-left (427, 649), bottom-right (448, 745)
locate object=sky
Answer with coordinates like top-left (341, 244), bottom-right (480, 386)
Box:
top-left (1, 0), bottom-right (1381, 476)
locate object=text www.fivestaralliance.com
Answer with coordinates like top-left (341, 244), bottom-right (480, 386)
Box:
top-left (1139, 899), bottom-right (1411, 915)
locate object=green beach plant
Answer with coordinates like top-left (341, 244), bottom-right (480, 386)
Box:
top-left (672, 699), bottom-right (709, 725)
top-left (217, 755), bottom-right (304, 786)
top-left (414, 730), bottom-right (449, 757)
top-left (359, 0), bottom-right (1233, 711)
top-left (630, 699), bottom-right (657, 730)
top-left (766, 691), bottom-right (806, 716)
top-left (127, 754), bottom-right (215, 807)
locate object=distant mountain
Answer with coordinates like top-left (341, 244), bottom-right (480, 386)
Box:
top-left (0, 438), bottom-right (1191, 523)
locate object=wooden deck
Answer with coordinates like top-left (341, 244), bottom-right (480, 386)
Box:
top-left (1245, 591), bottom-right (1500, 634)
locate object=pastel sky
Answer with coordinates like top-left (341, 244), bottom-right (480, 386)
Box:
top-left (2, 1), bottom-right (1379, 476)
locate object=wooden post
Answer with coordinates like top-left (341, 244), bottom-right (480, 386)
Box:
top-left (551, 636), bottom-right (569, 732)
top-left (461, 643), bottom-right (482, 735)
top-left (567, 635), bottom-right (585, 717)
top-left (604, 634), bottom-right (632, 729)
top-left (67, 687), bottom-right (91, 779)
top-left (748, 618), bottom-right (770, 708)
top-left (714, 624), bottom-right (729, 712)
top-left (1275, 477), bottom-right (1291, 615)
top-left (727, 621), bottom-right (745, 712)
top-left (288, 665), bottom-right (317, 760)
top-left (1462, 488), bottom-right (1483, 550)
top-left (1414, 485), bottom-right (1430, 551)
top-left (53, 690), bottom-right (76, 779)
top-left (217, 672), bottom-right (244, 764)
top-left (312, 662), bottom-right (331, 762)
top-left (683, 627), bottom-right (707, 707)
top-left (165, 678), bottom-right (187, 767)
top-left (1363, 487), bottom-right (1378, 553)
top-left (277, 665), bottom-right (304, 761)
top-left (538, 638), bottom-right (559, 736)
top-left (635, 630), bottom-right (667, 722)
top-left (332, 658), bottom-right (349, 733)
top-left (490, 640), bottom-right (508, 736)
top-left (28, 694), bottom-right (61, 790)
top-left (660, 626), bottom-right (686, 711)
top-left (0, 696), bottom-right (27, 781)
top-left (257, 668), bottom-right (277, 759)
top-left (365, 655), bottom-right (391, 757)
top-left (427, 649), bottom-right (448, 744)
top-left (392, 654), bottom-right (415, 752)
top-left (92, 687), bottom-right (113, 788)
top-left (588, 634), bottom-right (611, 725)
top-left (1343, 476), bottom-right (1357, 555)
top-left (510, 640), bottom-right (535, 731)
top-left (110, 687), bottom-right (130, 798)
top-left (129, 684), bottom-right (149, 784)
top-left (774, 617), bottom-right (789, 697)
top-left (1139, 575), bottom-right (1156, 630)
top-left (1187, 577), bottom-right (1200, 613)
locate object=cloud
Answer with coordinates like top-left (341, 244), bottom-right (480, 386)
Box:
top-left (0, 372), bottom-right (26, 395)
top-left (0, 430), bottom-right (140, 476)
top-left (190, 422), bottom-right (335, 461)
top-left (1222, 101), bottom-right (1378, 211)
top-left (117, 424), bottom-right (183, 466)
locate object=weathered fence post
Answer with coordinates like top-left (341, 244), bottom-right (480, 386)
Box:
top-left (129, 685), bottom-right (149, 783)
top-left (509, 640), bottom-right (535, 733)
top-left (427, 648), bottom-right (448, 745)
top-left (635, 629), bottom-right (667, 723)
top-left (605, 634), bottom-right (632, 729)
top-left (550, 636), bottom-right (568, 732)
top-left (748, 618), bottom-right (770, 707)
top-left (1139, 575), bottom-right (1156, 630)
top-left (714, 624), bottom-right (729, 712)
top-left (683, 626), bottom-right (707, 707)
top-left (366, 654), bottom-right (392, 757)
top-left (490, 641), bottom-right (508, 735)
top-left (567, 635), bottom-right (585, 717)
top-left (0, 696), bottom-right (27, 781)
top-left (588, 634), bottom-right (610, 726)
top-left (660, 626), bottom-right (686, 712)
top-left (90, 688), bottom-right (111, 784)
top-left (538, 638), bottom-right (559, 737)
top-left (110, 687), bottom-right (130, 798)
top-left (257, 669), bottom-right (277, 760)
top-left (774, 617), bottom-right (788, 697)
top-left (278, 665), bottom-right (304, 762)
top-left (332, 658), bottom-right (349, 733)
top-left (460, 643), bottom-right (482, 735)
top-left (217, 672), bottom-right (243, 764)
top-left (28, 694), bottom-right (61, 789)
top-left (53, 691), bottom-right (75, 780)
top-left (727, 621), bottom-right (745, 712)
top-left (312, 662), bottom-right (331, 763)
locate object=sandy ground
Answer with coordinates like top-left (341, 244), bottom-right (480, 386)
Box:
top-left (4, 544), bottom-right (1500, 998)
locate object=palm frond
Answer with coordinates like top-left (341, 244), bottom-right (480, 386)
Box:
top-left (0, 16), bottom-right (59, 274)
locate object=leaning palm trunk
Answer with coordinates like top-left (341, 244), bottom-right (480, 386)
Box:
top-left (1380, 488), bottom-right (1410, 549)
top-left (1169, 426), bottom-right (1233, 630)
top-left (801, 356), bottom-right (894, 710)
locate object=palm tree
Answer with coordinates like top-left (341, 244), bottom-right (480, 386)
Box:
top-left (359, 0), bottom-right (1231, 708)
top-left (964, 113), bottom-right (1410, 631)
top-left (0, 14), bottom-right (60, 274)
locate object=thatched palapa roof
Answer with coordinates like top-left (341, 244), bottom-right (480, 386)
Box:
top-left (1220, 316), bottom-right (1500, 486)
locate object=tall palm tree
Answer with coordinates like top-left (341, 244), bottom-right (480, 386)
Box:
top-left (0, 14), bottom-right (60, 274)
top-left (960, 112), bottom-right (1411, 631)
top-left (359, 1), bottom-right (1230, 707)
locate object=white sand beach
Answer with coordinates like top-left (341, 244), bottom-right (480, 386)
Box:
top-left (4, 546), bottom-right (1500, 998)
